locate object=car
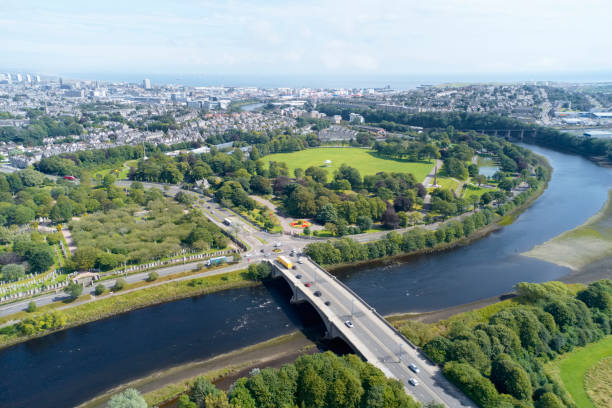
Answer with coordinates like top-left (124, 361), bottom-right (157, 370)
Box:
top-left (207, 206), bottom-right (211, 209)
top-left (409, 378), bottom-right (419, 386)
top-left (408, 364), bottom-right (419, 373)
top-left (305, 282), bottom-right (312, 287)
top-left (297, 258), bottom-right (303, 264)
top-left (295, 274), bottom-right (302, 279)
top-left (314, 291), bottom-right (322, 297)
top-left (292, 265), bottom-right (297, 270)
top-left (289, 252), bottom-right (294, 257)
top-left (260, 248), bottom-right (265, 253)
top-left (324, 300), bottom-right (331, 306)
top-left (344, 320), bottom-right (354, 328)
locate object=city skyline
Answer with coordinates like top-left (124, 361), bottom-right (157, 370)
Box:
top-left (2, 0), bottom-right (612, 79)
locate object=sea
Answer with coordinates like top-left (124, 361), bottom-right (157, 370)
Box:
top-left (59, 72), bottom-right (612, 90)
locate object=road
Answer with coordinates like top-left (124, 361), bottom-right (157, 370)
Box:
top-left (279, 258), bottom-right (476, 407)
top-left (2, 178), bottom-right (487, 406)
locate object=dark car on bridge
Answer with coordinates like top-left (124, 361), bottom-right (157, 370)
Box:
top-left (295, 274), bottom-right (302, 279)
top-left (314, 291), bottom-right (321, 297)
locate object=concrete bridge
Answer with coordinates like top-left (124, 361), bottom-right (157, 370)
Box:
top-left (269, 258), bottom-right (477, 408)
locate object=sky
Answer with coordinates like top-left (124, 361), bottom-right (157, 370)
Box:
top-left (2, 0), bottom-right (612, 79)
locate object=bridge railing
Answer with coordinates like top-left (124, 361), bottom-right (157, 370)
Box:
top-left (305, 257), bottom-right (422, 351)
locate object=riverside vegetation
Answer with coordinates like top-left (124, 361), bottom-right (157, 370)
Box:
top-left (392, 280), bottom-right (612, 408)
top-left (108, 352), bottom-right (426, 408)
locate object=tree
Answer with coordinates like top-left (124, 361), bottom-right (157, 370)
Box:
top-left (1, 263), bottom-right (25, 281)
top-left (468, 164), bottom-right (479, 178)
top-left (305, 166), bottom-right (328, 183)
top-left (443, 362), bottom-right (499, 408)
top-left (535, 392), bottom-right (564, 408)
top-left (490, 354), bottom-right (532, 400)
top-left (356, 215), bottom-right (373, 231)
top-left (577, 280), bottom-right (612, 312)
top-left (73, 246), bottom-right (99, 270)
top-left (26, 244), bottom-right (55, 273)
top-left (382, 205), bottom-right (400, 229)
top-left (317, 203), bottom-right (338, 224)
top-left (64, 281), bottom-right (83, 300)
top-left (113, 278), bottom-right (126, 291)
top-left (108, 388), bottom-right (147, 408)
top-left (94, 284), bottom-right (106, 296)
top-left (50, 196), bottom-right (73, 222)
top-left (148, 271), bottom-right (159, 281)
top-left (190, 376), bottom-right (222, 407)
top-left (26, 300), bottom-right (37, 313)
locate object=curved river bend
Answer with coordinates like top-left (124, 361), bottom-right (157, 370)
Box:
top-left (2, 145), bottom-right (611, 408)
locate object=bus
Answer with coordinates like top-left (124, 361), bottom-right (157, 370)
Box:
top-left (277, 255), bottom-right (293, 270)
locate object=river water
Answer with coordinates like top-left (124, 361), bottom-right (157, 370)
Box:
top-left (1, 145), bottom-right (611, 408)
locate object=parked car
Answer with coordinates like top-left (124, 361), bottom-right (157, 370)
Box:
top-left (409, 378), bottom-right (419, 386)
top-left (344, 320), bottom-right (354, 328)
top-left (409, 364), bottom-right (420, 374)
top-left (314, 291), bottom-right (322, 297)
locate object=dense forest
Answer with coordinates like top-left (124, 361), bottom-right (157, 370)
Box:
top-left (419, 280), bottom-right (612, 408)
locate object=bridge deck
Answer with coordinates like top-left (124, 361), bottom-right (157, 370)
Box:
top-left (272, 258), bottom-right (477, 408)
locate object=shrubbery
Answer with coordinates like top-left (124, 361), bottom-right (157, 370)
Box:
top-left (16, 311), bottom-right (66, 336)
top-left (421, 280), bottom-right (612, 408)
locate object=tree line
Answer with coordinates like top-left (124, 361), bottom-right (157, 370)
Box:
top-left (173, 352), bottom-right (422, 408)
top-left (421, 280), bottom-right (612, 408)
top-left (317, 104), bottom-right (612, 161)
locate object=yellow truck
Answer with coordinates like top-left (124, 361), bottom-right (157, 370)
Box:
top-left (277, 255), bottom-right (293, 269)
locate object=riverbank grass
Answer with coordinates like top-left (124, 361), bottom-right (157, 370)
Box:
top-left (524, 190), bottom-right (612, 270)
top-left (545, 335), bottom-right (612, 408)
top-left (262, 148), bottom-right (434, 180)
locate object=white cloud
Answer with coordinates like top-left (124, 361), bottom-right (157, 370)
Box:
top-left (1, 0), bottom-right (611, 77)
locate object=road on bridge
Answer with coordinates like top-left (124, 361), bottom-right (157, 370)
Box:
top-left (276, 257), bottom-right (477, 407)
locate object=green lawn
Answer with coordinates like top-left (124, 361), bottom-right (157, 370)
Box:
top-left (262, 148), bottom-right (434, 182)
top-left (462, 183), bottom-right (497, 200)
top-left (435, 177), bottom-right (459, 191)
top-left (554, 335), bottom-right (612, 408)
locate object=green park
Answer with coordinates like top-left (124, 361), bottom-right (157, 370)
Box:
top-left (262, 147), bottom-right (435, 181)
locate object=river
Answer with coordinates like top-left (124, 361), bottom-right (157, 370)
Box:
top-left (1, 145), bottom-right (611, 408)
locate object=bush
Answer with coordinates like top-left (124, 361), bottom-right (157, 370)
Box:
top-left (147, 271), bottom-right (159, 282)
top-left (26, 301), bottom-right (37, 313)
top-left (94, 284), bottom-right (106, 296)
top-left (108, 388), bottom-right (147, 408)
top-left (443, 362), bottom-right (499, 408)
top-left (64, 281), bottom-right (83, 300)
top-left (16, 311), bottom-right (66, 336)
top-left (113, 277), bottom-right (127, 291)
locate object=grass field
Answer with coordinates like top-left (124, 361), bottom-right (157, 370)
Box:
top-left (524, 190), bottom-right (612, 270)
top-left (92, 159), bottom-right (139, 180)
top-left (462, 183), bottom-right (496, 200)
top-left (546, 335), bottom-right (612, 408)
top-left (262, 148), bottom-right (434, 182)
